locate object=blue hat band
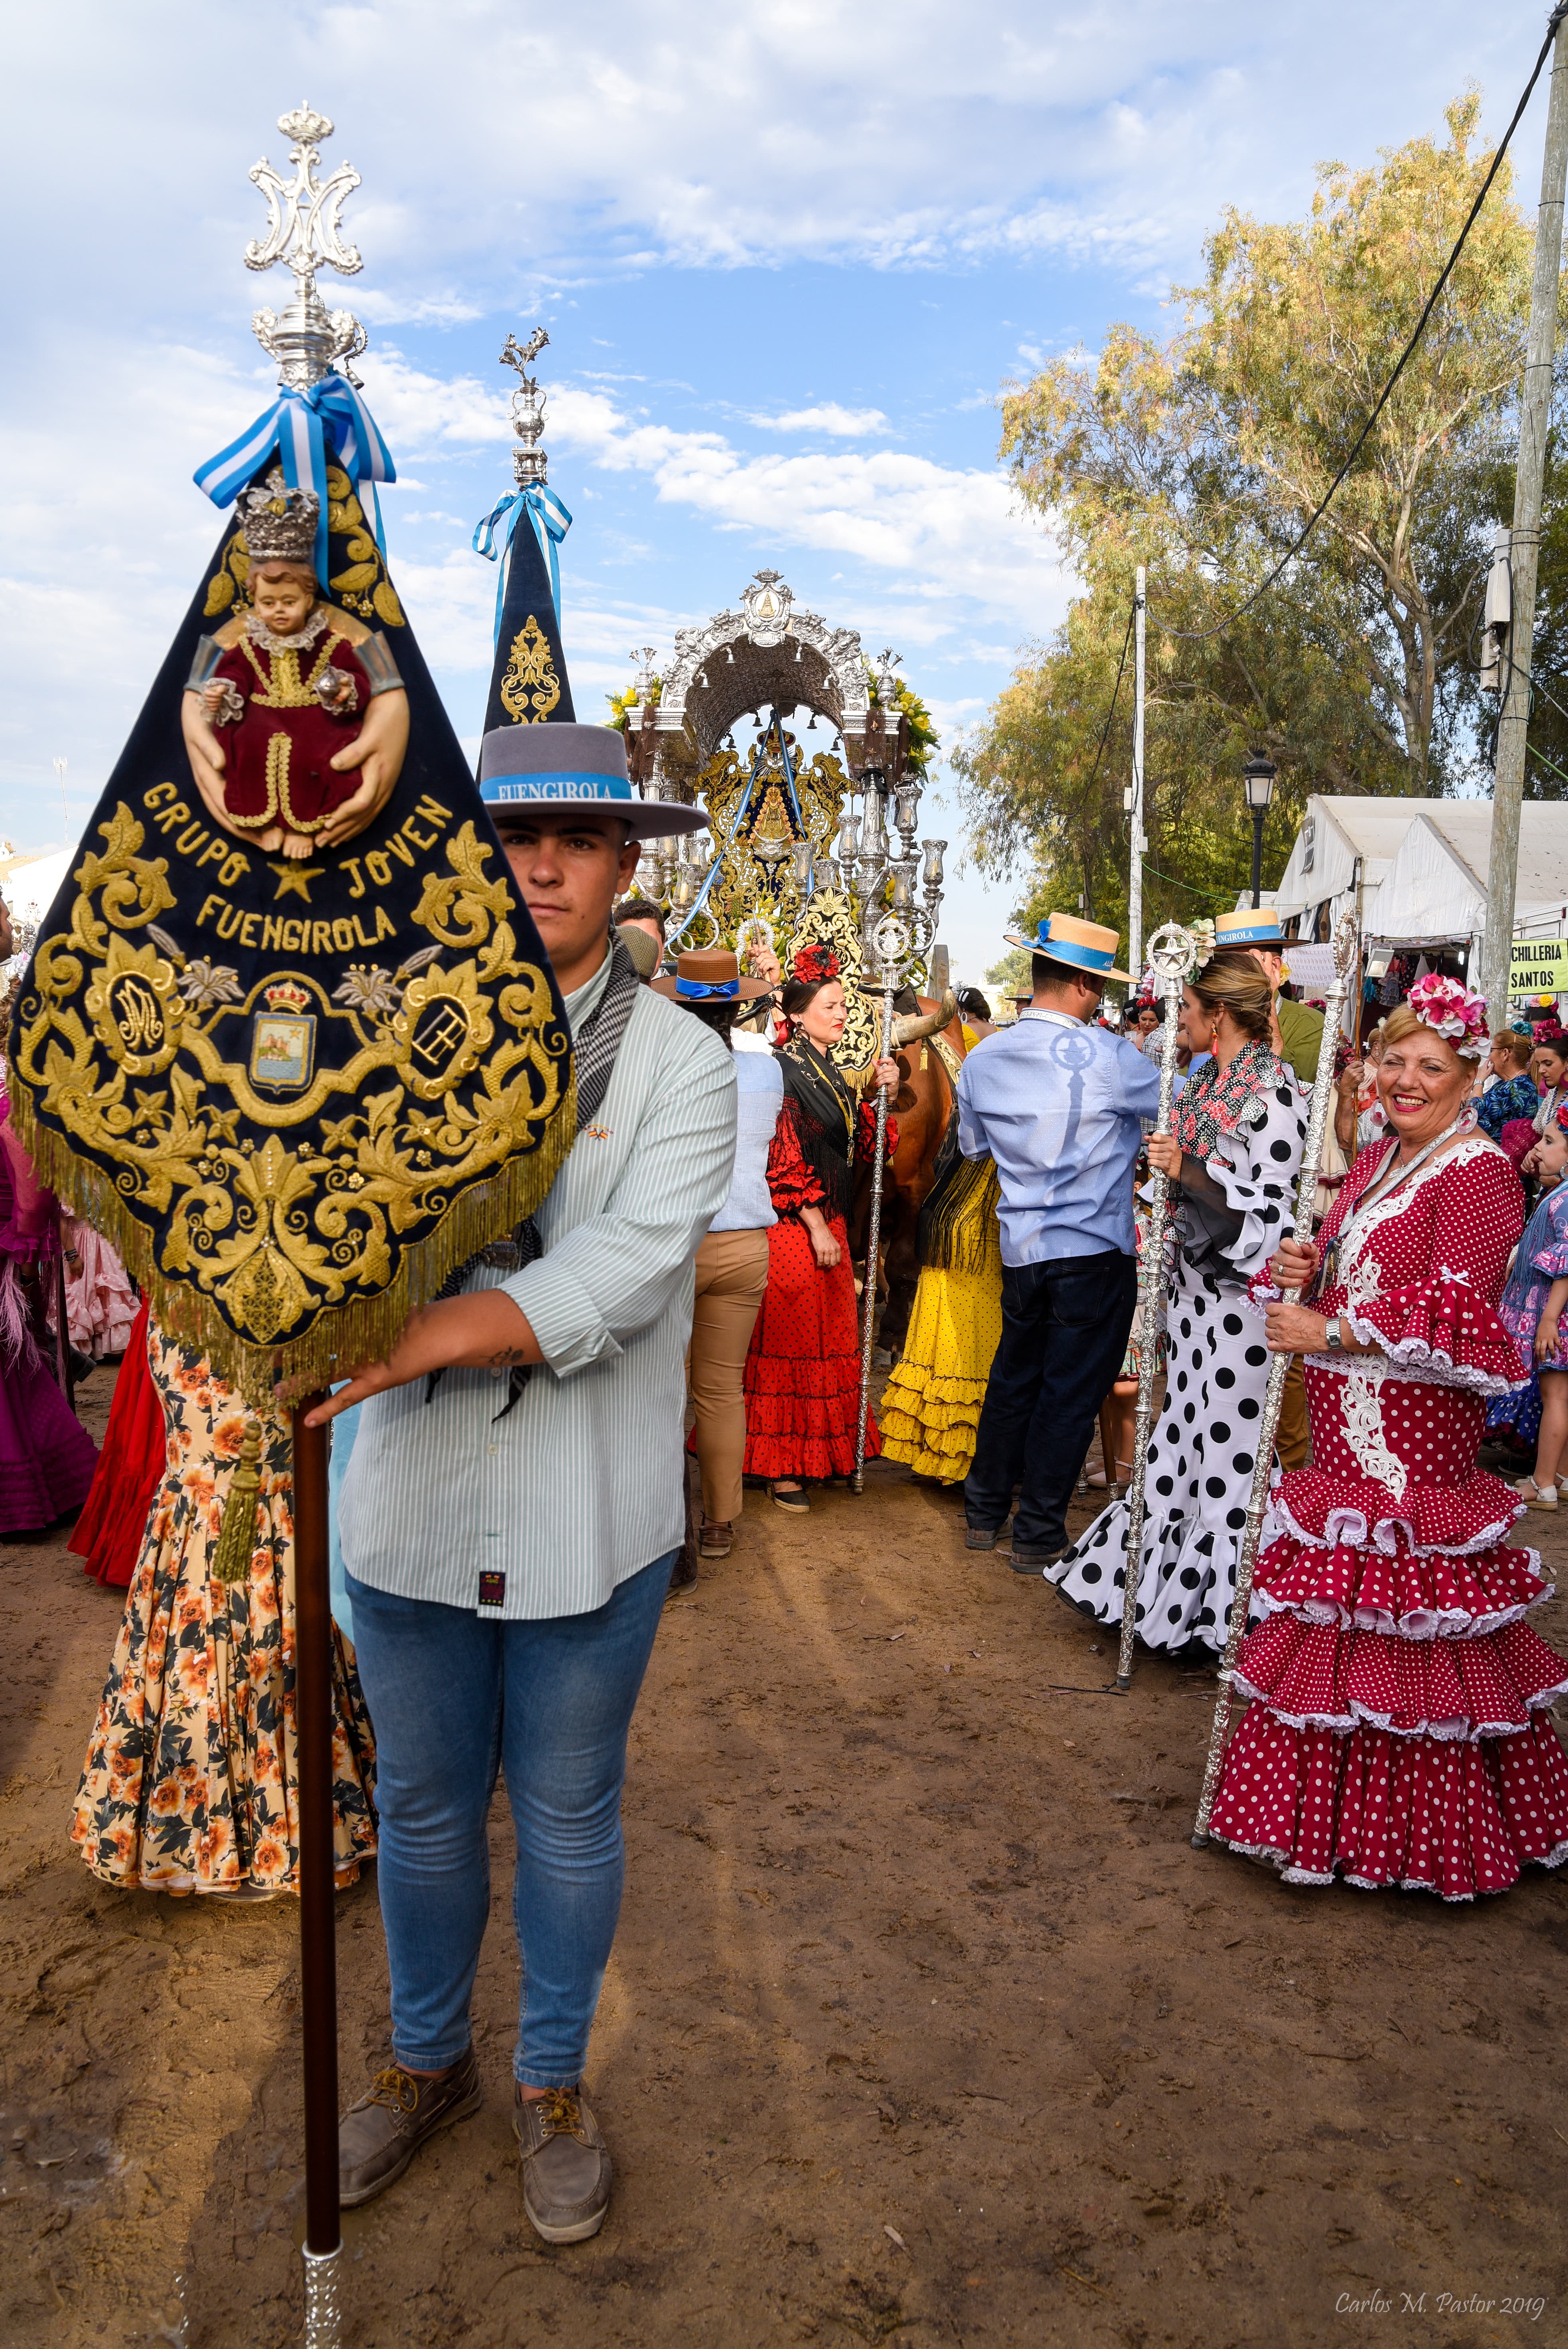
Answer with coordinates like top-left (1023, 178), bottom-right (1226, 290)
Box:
top-left (675, 976), bottom-right (739, 1000)
top-left (1034, 934), bottom-right (1115, 972)
top-left (484, 772), bottom-right (635, 805)
top-left (1217, 918), bottom-right (1284, 945)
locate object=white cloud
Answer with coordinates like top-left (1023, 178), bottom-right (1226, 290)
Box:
top-left (349, 358), bottom-right (1068, 632)
top-left (751, 406), bottom-right (891, 437)
top-left (0, 3), bottom-right (1546, 310)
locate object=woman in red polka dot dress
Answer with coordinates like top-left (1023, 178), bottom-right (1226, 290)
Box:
top-left (742, 949), bottom-right (898, 1509)
top-left (1209, 976), bottom-right (1568, 1900)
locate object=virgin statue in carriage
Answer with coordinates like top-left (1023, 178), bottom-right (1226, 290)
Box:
top-left (607, 578), bottom-right (997, 1494)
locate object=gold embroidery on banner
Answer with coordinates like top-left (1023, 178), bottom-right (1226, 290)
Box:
top-left (325, 467), bottom-right (405, 627)
top-left (11, 807), bottom-right (572, 1392)
top-left (204, 520), bottom-right (250, 618)
top-left (264, 730), bottom-right (288, 825)
top-left (268, 860), bottom-right (324, 902)
top-left (499, 615), bottom-right (562, 723)
top-left (240, 631), bottom-right (349, 713)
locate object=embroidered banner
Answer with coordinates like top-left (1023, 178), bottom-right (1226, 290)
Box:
top-left (9, 460), bottom-right (575, 1400)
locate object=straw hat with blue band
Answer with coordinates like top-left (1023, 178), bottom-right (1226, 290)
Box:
top-left (1212, 908), bottom-right (1289, 950)
top-left (1002, 910), bottom-right (1132, 985)
top-left (478, 720), bottom-right (708, 839)
top-left (651, 948), bottom-right (770, 1004)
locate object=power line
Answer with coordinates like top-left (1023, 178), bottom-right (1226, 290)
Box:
top-left (1084, 602), bottom-right (1137, 794)
top-left (1151, 4), bottom-right (1568, 646)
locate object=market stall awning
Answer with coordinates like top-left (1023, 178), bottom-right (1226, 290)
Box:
top-left (1369, 801), bottom-right (1568, 944)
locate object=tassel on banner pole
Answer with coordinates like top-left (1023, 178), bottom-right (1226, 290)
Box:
top-left (1190, 912), bottom-right (1359, 1847)
top-left (1116, 923), bottom-right (1199, 1691)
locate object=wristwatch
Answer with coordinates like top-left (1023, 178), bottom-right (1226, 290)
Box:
top-left (1324, 1316), bottom-right (1344, 1351)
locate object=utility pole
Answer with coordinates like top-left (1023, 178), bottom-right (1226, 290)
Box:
top-left (1483, 4), bottom-right (1568, 1035)
top-left (1126, 566), bottom-right (1147, 978)
top-left (52, 756), bottom-right (67, 835)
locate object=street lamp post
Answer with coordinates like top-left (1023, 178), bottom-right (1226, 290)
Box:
top-left (1243, 751), bottom-right (1277, 910)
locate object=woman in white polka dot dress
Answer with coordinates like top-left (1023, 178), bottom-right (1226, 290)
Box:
top-left (1210, 977), bottom-right (1568, 1899)
top-left (1049, 954), bottom-right (1306, 1654)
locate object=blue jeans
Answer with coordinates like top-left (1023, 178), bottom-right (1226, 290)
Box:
top-left (346, 1553), bottom-right (675, 2088)
top-left (965, 1249), bottom-right (1137, 1554)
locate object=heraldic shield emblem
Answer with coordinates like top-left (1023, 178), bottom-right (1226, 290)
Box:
top-left (8, 468), bottom-right (576, 1401)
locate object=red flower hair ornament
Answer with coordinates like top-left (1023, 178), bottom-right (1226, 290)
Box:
top-left (791, 944), bottom-right (840, 986)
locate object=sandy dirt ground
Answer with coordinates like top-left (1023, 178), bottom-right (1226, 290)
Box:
top-left (3, 1365), bottom-right (1567, 2348)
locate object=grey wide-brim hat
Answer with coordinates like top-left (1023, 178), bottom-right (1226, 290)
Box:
top-left (478, 721), bottom-right (706, 838)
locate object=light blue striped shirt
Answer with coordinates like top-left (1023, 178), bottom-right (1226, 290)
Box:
top-left (956, 1008), bottom-right (1160, 1266)
top-left (339, 945), bottom-right (739, 1619)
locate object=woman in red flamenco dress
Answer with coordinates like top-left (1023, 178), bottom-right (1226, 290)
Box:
top-left (742, 951), bottom-right (898, 1511)
top-left (69, 1296), bottom-right (165, 1588)
top-left (1210, 977), bottom-right (1568, 1900)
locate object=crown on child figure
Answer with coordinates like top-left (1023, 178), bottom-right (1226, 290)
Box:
top-left (238, 467), bottom-right (321, 570)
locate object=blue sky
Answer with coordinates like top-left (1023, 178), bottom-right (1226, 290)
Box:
top-left (1, 0), bottom-right (1559, 985)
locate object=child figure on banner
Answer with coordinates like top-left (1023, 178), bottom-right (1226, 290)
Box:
top-left (183, 469), bottom-right (408, 858)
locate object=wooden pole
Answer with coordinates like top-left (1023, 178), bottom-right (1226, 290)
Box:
top-left (291, 1398), bottom-right (343, 2346)
top-left (1482, 6), bottom-right (1568, 1034)
top-left (1127, 567), bottom-right (1147, 979)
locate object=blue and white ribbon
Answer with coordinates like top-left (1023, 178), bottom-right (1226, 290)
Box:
top-left (194, 373), bottom-right (397, 580)
top-left (472, 484), bottom-right (572, 649)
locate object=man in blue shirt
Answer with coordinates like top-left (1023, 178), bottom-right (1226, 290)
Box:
top-left (958, 912), bottom-right (1160, 1570)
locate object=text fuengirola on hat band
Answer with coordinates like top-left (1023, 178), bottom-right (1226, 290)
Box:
top-left (478, 721), bottom-right (706, 838)
top-left (1212, 909), bottom-right (1288, 949)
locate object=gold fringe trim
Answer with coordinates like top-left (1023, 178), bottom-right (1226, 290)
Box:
top-left (10, 1071), bottom-right (578, 1408)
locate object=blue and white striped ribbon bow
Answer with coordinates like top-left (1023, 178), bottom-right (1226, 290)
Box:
top-left (472, 484), bottom-right (572, 649)
top-left (193, 373), bottom-right (397, 580)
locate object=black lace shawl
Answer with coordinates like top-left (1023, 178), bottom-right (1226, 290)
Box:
top-left (775, 1034), bottom-right (858, 1223)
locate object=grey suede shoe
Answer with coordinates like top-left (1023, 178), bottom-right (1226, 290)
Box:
top-left (515, 2083), bottom-right (613, 2244)
top-left (338, 2047), bottom-right (482, 2208)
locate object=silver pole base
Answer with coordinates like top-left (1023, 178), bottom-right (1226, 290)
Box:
top-left (303, 2244), bottom-right (343, 2349)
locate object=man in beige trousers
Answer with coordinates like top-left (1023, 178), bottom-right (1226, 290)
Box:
top-left (654, 948), bottom-right (783, 1574)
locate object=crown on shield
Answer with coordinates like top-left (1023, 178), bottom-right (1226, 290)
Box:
top-left (238, 467), bottom-right (320, 568)
top-left (263, 977), bottom-right (311, 1014)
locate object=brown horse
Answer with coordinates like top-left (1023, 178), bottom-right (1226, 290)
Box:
top-left (850, 988), bottom-right (966, 1353)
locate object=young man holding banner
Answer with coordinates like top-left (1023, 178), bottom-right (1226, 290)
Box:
top-left (318, 722), bottom-right (737, 2247)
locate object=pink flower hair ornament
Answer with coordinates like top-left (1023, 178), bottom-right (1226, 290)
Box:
top-left (1404, 972), bottom-right (1489, 1059)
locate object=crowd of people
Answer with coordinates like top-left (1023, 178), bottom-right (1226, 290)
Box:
top-left (12, 779), bottom-right (1568, 2237)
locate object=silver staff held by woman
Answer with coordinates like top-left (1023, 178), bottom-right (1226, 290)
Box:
top-left (1191, 914), bottom-right (1355, 1844)
top-left (1116, 922), bottom-right (1199, 1689)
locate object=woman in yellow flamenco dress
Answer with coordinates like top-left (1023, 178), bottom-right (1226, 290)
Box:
top-left (881, 1120), bottom-right (1003, 1486)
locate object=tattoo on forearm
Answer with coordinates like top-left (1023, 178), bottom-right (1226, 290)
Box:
top-left (486, 1346), bottom-right (529, 1366)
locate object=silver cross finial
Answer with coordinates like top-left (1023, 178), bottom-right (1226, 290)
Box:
top-left (246, 103), bottom-right (368, 392)
top-left (500, 330), bottom-right (550, 487)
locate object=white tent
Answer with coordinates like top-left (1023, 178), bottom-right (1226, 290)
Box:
top-left (1273, 794), bottom-right (1438, 937)
top-left (1369, 803), bottom-right (1568, 946)
top-left (1, 847), bottom-right (75, 931)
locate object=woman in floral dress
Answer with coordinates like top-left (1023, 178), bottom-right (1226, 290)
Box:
top-left (1209, 977), bottom-right (1568, 1899)
top-left (71, 1323), bottom-right (377, 1896)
